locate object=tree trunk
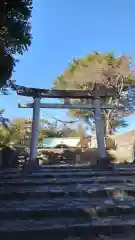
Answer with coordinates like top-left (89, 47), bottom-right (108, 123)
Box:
top-left (104, 115), bottom-right (110, 137)
top-left (104, 114), bottom-right (113, 149)
top-left (104, 112), bottom-right (113, 136)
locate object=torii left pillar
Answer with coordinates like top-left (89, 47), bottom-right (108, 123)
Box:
top-left (94, 98), bottom-right (107, 165)
top-left (28, 97), bottom-right (40, 170)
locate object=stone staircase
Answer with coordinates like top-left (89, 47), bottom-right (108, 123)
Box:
top-left (0, 165), bottom-right (135, 239)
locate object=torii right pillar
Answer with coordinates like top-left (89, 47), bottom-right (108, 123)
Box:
top-left (94, 97), bottom-right (107, 165)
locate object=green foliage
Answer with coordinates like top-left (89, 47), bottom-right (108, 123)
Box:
top-left (38, 126), bottom-right (80, 144)
top-left (64, 130), bottom-right (79, 137)
top-left (111, 119), bottom-right (128, 131)
top-left (58, 126), bottom-right (80, 137)
top-left (38, 128), bottom-right (60, 144)
top-left (0, 0), bottom-right (32, 87)
top-left (53, 52), bottom-right (134, 134)
top-left (0, 115), bottom-right (81, 146)
top-left (53, 52), bottom-right (132, 90)
top-left (0, 117), bottom-right (29, 146)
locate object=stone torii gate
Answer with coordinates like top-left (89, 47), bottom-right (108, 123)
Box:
top-left (11, 83), bottom-right (117, 168)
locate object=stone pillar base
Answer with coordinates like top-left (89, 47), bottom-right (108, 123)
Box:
top-left (22, 158), bottom-right (40, 173)
top-left (97, 157), bottom-right (113, 169)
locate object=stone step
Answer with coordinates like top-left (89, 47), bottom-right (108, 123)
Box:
top-left (1, 167), bottom-right (135, 239)
top-left (0, 163), bottom-right (135, 171)
top-left (0, 216), bottom-right (135, 233)
top-left (0, 175), bottom-right (135, 185)
top-left (1, 165), bottom-right (135, 178)
top-left (1, 196), bottom-right (135, 214)
top-left (0, 183), bottom-right (135, 199)
top-left (1, 164), bottom-right (135, 173)
top-left (1, 170), bottom-right (135, 180)
top-left (1, 198), bottom-right (135, 219)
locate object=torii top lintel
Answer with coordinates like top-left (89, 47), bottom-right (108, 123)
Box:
top-left (11, 83), bottom-right (118, 98)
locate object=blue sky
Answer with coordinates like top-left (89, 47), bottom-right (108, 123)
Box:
top-left (2, 0), bottom-right (135, 134)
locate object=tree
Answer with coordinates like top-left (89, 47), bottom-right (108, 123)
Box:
top-left (62, 128), bottom-right (80, 137)
top-left (0, 117), bottom-right (61, 147)
top-left (57, 125), bottom-right (81, 137)
top-left (53, 52), bottom-right (134, 137)
top-left (0, 0), bottom-right (32, 88)
top-left (0, 117), bottom-right (29, 146)
top-left (38, 121), bottom-right (81, 143)
top-left (108, 118), bottom-right (128, 134)
top-left (38, 128), bottom-right (61, 145)
top-left (11, 118), bottom-right (28, 143)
